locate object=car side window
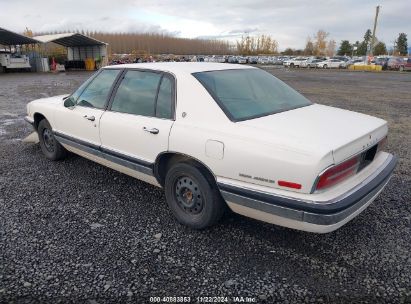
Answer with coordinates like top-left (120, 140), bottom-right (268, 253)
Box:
top-left (156, 76), bottom-right (173, 119)
top-left (76, 69), bottom-right (121, 109)
top-left (110, 70), bottom-right (164, 117)
top-left (66, 71), bottom-right (99, 105)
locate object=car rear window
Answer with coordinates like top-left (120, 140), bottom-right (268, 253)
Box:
top-left (193, 69), bottom-right (311, 121)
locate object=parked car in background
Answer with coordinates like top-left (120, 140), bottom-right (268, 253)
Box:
top-left (301, 58), bottom-right (323, 68)
top-left (332, 56), bottom-right (350, 62)
top-left (284, 57), bottom-right (308, 68)
top-left (257, 57), bottom-right (269, 64)
top-left (237, 57), bottom-right (247, 64)
top-left (316, 59), bottom-right (346, 69)
top-left (402, 58), bottom-right (411, 71)
top-left (386, 57), bottom-right (404, 71)
top-left (248, 57), bottom-right (258, 64)
top-left (346, 59), bottom-right (364, 68)
top-left (275, 56), bottom-right (289, 65)
top-left (25, 62), bottom-right (396, 233)
top-left (374, 57), bottom-right (389, 70)
top-left (214, 56), bottom-right (226, 63)
top-left (227, 56), bottom-right (238, 64)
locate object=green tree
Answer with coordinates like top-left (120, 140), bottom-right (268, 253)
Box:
top-left (337, 40), bottom-right (352, 56)
top-left (364, 29), bottom-right (372, 44)
top-left (355, 29), bottom-right (373, 55)
top-left (373, 42), bottom-right (387, 56)
top-left (282, 48), bottom-right (294, 55)
top-left (396, 33), bottom-right (408, 55)
top-left (357, 42), bottom-right (368, 56)
top-left (352, 41), bottom-right (360, 56)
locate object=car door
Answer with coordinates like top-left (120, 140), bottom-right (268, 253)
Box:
top-left (54, 69), bottom-right (122, 146)
top-left (99, 69), bottom-right (175, 169)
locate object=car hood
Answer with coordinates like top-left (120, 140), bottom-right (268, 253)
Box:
top-left (31, 94), bottom-right (68, 104)
top-left (236, 104), bottom-right (387, 163)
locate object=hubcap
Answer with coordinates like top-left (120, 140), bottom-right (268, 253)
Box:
top-left (42, 128), bottom-right (55, 152)
top-left (175, 176), bottom-right (203, 214)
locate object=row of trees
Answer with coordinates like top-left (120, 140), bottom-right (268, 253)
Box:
top-left (281, 30), bottom-right (408, 57)
top-left (236, 35), bottom-right (279, 55)
top-left (337, 30), bottom-right (408, 56)
top-left (24, 28), bottom-right (408, 57)
top-left (30, 29), bottom-right (233, 55)
top-left (283, 30), bottom-right (337, 56)
top-left (30, 29), bottom-right (280, 56)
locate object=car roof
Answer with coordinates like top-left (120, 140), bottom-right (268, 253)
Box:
top-left (104, 62), bottom-right (255, 74)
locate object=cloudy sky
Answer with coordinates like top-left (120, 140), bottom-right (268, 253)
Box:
top-left (2, 0), bottom-right (410, 50)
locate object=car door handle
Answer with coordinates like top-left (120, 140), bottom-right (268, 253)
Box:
top-left (143, 127), bottom-right (159, 134)
top-left (83, 115), bottom-right (95, 121)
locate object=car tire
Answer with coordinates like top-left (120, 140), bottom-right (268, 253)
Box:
top-left (307, 65), bottom-right (311, 69)
top-left (323, 64), bottom-right (328, 69)
top-left (38, 119), bottom-right (67, 161)
top-left (165, 162), bottom-right (226, 229)
top-left (290, 63), bottom-right (294, 68)
top-left (399, 66), bottom-right (404, 72)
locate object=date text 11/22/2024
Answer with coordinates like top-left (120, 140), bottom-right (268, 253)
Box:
top-left (149, 296), bottom-right (257, 302)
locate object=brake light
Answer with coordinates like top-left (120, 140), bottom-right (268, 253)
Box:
top-left (278, 180), bottom-right (302, 189)
top-left (315, 156), bottom-right (360, 191)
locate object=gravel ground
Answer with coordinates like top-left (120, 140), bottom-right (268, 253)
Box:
top-left (0, 69), bottom-right (410, 304)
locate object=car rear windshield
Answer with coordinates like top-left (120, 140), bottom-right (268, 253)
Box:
top-left (193, 69), bottom-right (311, 121)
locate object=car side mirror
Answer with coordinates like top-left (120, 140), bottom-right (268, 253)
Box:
top-left (64, 97), bottom-right (75, 108)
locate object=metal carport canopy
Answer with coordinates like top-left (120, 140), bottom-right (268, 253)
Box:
top-left (33, 33), bottom-right (106, 47)
top-left (0, 27), bottom-right (40, 45)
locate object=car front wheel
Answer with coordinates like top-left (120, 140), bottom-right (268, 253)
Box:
top-left (165, 162), bottom-right (226, 229)
top-left (38, 119), bottom-right (67, 160)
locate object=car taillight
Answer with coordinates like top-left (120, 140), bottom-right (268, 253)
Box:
top-left (315, 156), bottom-right (360, 191)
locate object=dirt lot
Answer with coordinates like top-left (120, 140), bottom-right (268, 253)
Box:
top-left (0, 68), bottom-right (410, 303)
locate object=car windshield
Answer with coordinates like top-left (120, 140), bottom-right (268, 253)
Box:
top-left (193, 69), bottom-right (311, 122)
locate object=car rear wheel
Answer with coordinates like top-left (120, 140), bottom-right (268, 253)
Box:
top-left (165, 162), bottom-right (226, 229)
top-left (290, 63), bottom-right (294, 68)
top-left (38, 119), bottom-right (67, 161)
top-left (323, 64), bottom-right (328, 69)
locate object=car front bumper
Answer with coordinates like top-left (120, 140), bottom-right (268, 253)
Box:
top-left (24, 116), bottom-right (34, 128)
top-left (219, 153), bottom-right (397, 233)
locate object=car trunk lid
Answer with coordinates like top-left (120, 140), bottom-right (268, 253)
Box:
top-left (237, 104), bottom-right (387, 164)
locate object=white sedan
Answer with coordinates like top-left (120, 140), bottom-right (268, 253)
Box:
top-left (316, 59), bottom-right (346, 69)
top-left (25, 63), bottom-right (396, 233)
top-left (284, 57), bottom-right (308, 68)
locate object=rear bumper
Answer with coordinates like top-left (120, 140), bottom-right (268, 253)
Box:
top-left (219, 154), bottom-right (397, 233)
